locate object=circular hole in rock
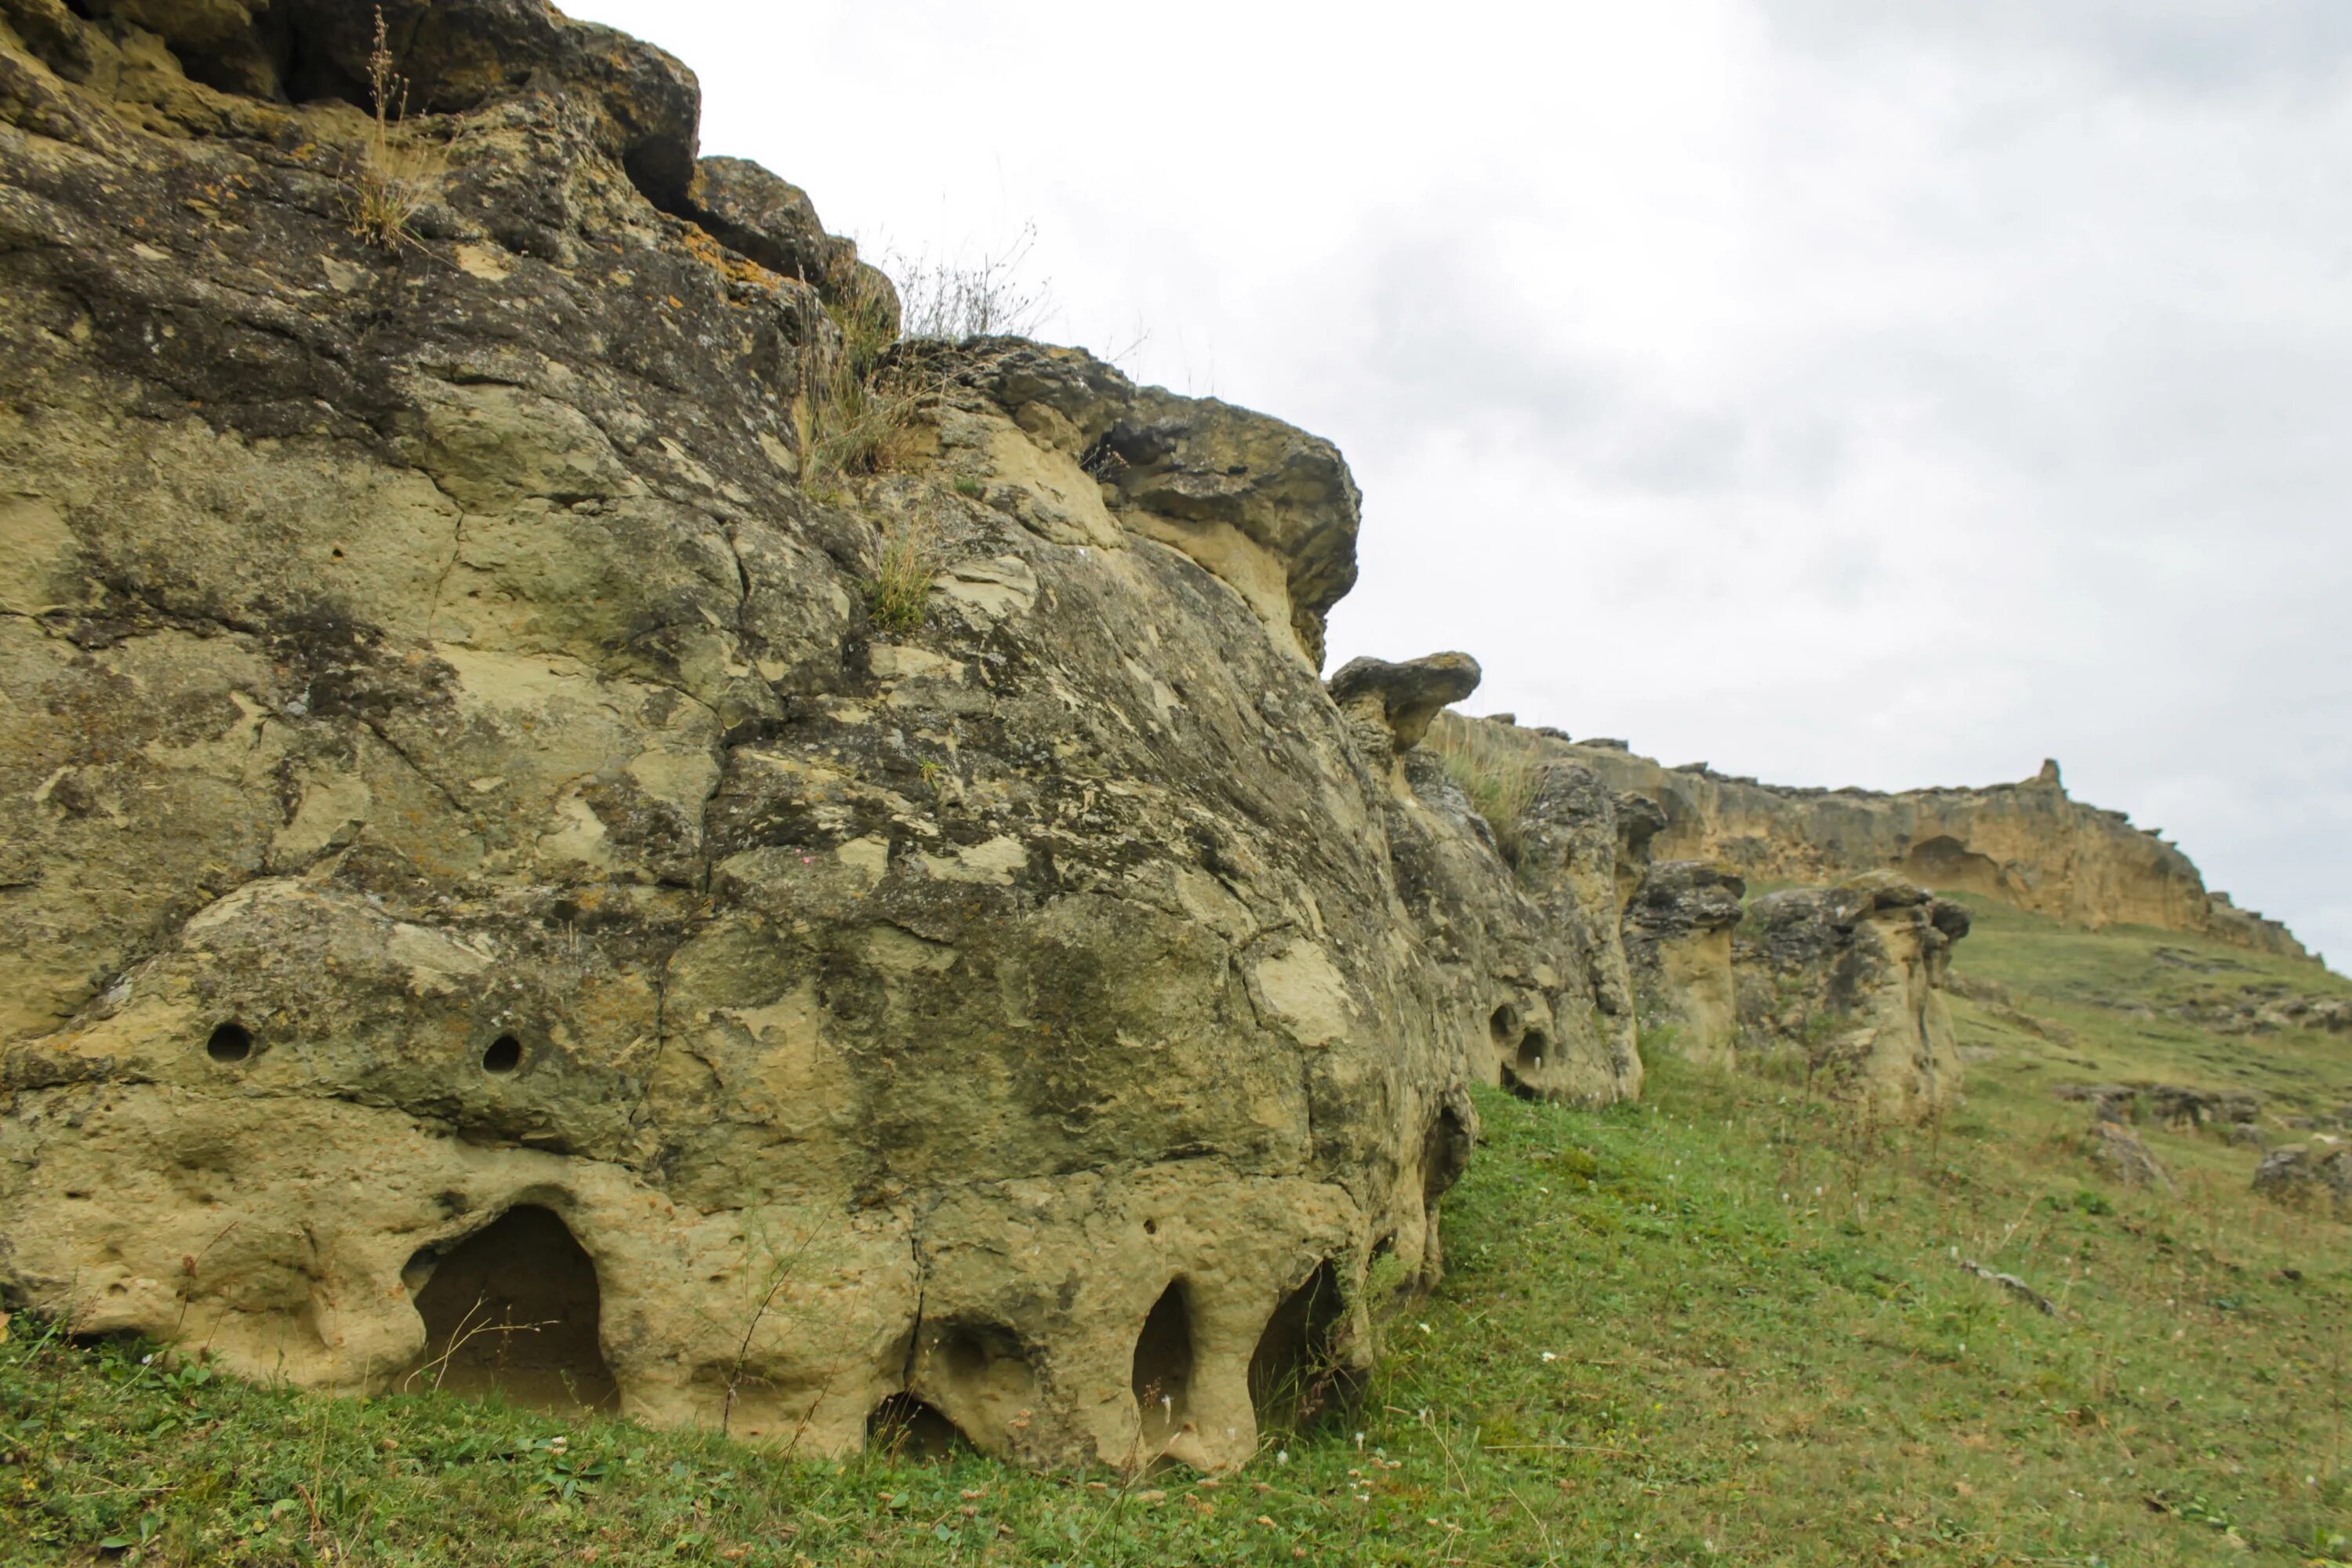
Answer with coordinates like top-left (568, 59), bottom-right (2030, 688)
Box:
top-left (482, 1035), bottom-right (524, 1075)
top-left (205, 1022), bottom-right (254, 1064)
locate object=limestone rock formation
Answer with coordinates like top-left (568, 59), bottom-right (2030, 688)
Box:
top-left (0, 0), bottom-right (1474, 1471)
top-left (1623, 862), bottom-right (1747, 1069)
top-left (1436, 720), bottom-right (2315, 964)
top-left (1336, 661), bottom-right (1651, 1108)
top-left (1733, 873), bottom-right (1973, 1120)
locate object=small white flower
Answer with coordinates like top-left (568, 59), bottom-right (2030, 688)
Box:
top-left (1541, 1351), bottom-right (1558, 1363)
top-left (1276, 1449), bottom-right (1290, 1465)
top-left (1417, 1322), bottom-right (1431, 1334)
top-left (140, 1354), bottom-right (154, 1366)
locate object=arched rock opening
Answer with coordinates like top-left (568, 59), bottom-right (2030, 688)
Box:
top-left (867, 1392), bottom-right (972, 1460)
top-left (408, 1205), bottom-right (617, 1413)
top-left (1131, 1280), bottom-right (1197, 1450)
top-left (1247, 1261), bottom-right (1353, 1432)
top-left (1515, 1029), bottom-right (1548, 1076)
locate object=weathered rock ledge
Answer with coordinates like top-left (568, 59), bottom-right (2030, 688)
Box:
top-left (1463, 724), bottom-right (2314, 964)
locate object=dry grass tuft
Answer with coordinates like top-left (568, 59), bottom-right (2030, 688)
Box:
top-left (1425, 713), bottom-right (1540, 867)
top-left (890, 223), bottom-right (1051, 343)
top-left (345, 8), bottom-right (444, 251)
top-left (865, 511), bottom-right (942, 635)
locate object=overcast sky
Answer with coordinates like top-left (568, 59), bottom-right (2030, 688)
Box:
top-left (568, 1), bottom-right (2352, 971)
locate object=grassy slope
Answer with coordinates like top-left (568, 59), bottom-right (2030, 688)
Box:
top-left (4, 906), bottom-right (2350, 1566)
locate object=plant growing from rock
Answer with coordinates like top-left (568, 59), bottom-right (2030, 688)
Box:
top-left (1426, 713), bottom-right (1539, 867)
top-left (344, 9), bottom-right (443, 251)
top-left (891, 223), bottom-right (1052, 343)
top-left (865, 511), bottom-right (942, 634)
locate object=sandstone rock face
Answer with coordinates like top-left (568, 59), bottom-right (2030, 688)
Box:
top-left (0, 0), bottom-right (1472, 1471)
top-left (1323, 662), bottom-right (1651, 1110)
top-left (1438, 721), bottom-right (2314, 964)
top-left (1733, 874), bottom-right (1973, 1121)
top-left (1623, 862), bottom-right (1747, 1070)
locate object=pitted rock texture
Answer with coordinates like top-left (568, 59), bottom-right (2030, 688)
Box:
top-left (1733, 873), bottom-right (1973, 1121)
top-left (1390, 750), bottom-right (1653, 1106)
top-left (1623, 861), bottom-right (1747, 1069)
top-left (0, 0), bottom-right (1472, 1471)
top-left (1435, 720), bottom-right (2314, 964)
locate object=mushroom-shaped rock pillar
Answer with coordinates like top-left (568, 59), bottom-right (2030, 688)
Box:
top-left (1327, 652), bottom-right (1483, 753)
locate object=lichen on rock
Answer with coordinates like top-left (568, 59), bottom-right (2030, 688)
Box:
top-left (1733, 873), bottom-right (1973, 1121)
top-left (0, 0), bottom-right (1470, 1471)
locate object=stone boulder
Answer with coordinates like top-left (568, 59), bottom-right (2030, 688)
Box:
top-left (943, 341), bottom-right (1360, 668)
top-left (2252, 1144), bottom-right (2352, 1218)
top-left (1623, 861), bottom-right (1747, 1070)
top-left (2086, 1123), bottom-right (2172, 1191)
top-left (1733, 873), bottom-right (1972, 1120)
top-left (0, 0), bottom-right (1472, 1473)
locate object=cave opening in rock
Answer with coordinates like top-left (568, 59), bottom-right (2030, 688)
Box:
top-left (1421, 1104), bottom-right (1471, 1211)
top-left (205, 1022), bottom-right (254, 1063)
top-left (481, 1033), bottom-right (523, 1074)
top-left (1516, 1029), bottom-right (1548, 1075)
top-left (866, 1392), bottom-right (971, 1459)
top-left (408, 1205), bottom-right (617, 1413)
top-left (1488, 1004), bottom-right (1518, 1051)
top-left (1248, 1260), bottom-right (1353, 1432)
top-left (1131, 1279), bottom-right (1197, 1450)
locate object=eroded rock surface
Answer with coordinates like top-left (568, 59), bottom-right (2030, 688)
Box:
top-left (0, 0), bottom-right (1472, 1471)
top-left (1328, 652), bottom-right (1481, 753)
top-left (1431, 722), bottom-right (2314, 964)
top-left (1733, 873), bottom-right (1973, 1120)
top-left (1624, 861), bottom-right (1747, 1069)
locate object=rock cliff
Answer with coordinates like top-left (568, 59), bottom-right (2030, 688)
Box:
top-left (0, 0), bottom-right (1472, 1470)
top-left (1477, 728), bottom-right (2313, 964)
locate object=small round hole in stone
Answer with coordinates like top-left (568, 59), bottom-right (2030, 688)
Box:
top-left (482, 1035), bottom-right (523, 1075)
top-left (206, 1022), bottom-right (254, 1064)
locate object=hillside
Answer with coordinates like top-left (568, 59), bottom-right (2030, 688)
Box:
top-left (7, 906), bottom-right (2347, 1566)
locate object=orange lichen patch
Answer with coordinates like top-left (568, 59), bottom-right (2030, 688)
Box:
top-left (677, 223), bottom-right (789, 297)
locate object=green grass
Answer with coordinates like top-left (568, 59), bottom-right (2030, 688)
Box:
top-left (5, 909), bottom-right (2350, 1565)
